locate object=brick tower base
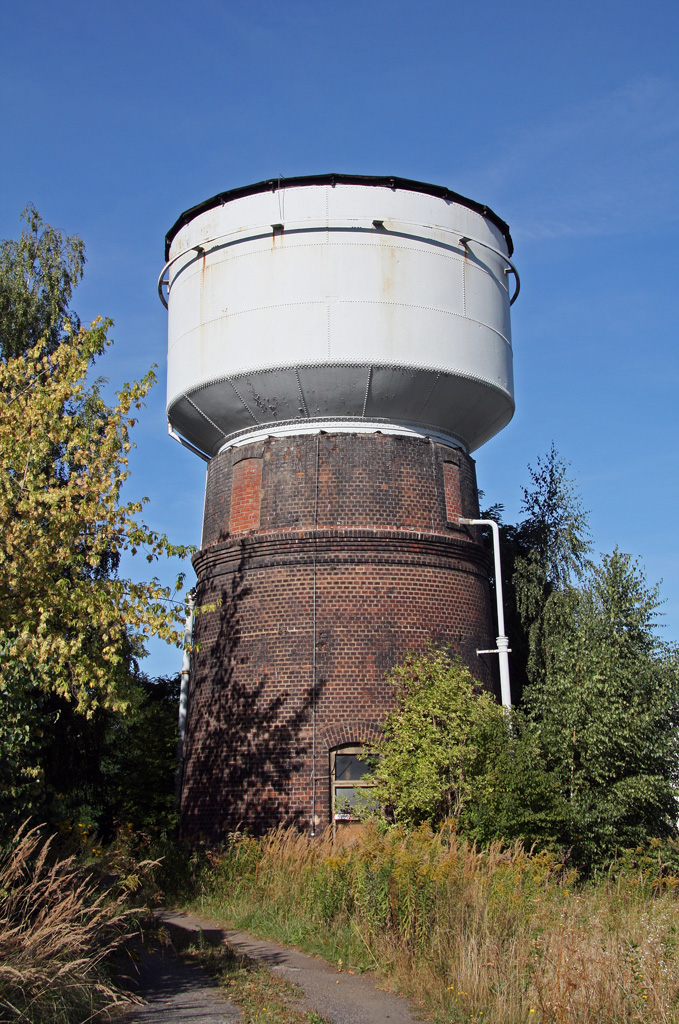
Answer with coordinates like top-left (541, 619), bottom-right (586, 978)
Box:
top-left (180, 432), bottom-right (497, 839)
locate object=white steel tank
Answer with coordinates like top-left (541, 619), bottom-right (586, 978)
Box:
top-left (159, 174), bottom-right (518, 458)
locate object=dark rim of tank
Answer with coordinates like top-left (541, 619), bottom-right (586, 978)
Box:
top-left (164, 173), bottom-right (513, 260)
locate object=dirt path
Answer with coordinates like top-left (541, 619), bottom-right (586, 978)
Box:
top-left (118, 943), bottom-right (242, 1022)
top-left (155, 909), bottom-right (423, 1024)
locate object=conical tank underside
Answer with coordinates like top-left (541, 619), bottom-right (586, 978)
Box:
top-left (162, 175), bottom-right (517, 457)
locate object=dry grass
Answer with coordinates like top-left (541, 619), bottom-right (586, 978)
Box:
top-left (0, 823), bottom-right (135, 1024)
top-left (188, 824), bottom-right (679, 1024)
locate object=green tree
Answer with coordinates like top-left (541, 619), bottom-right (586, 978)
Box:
top-left (101, 673), bottom-right (180, 834)
top-left (41, 674), bottom-right (180, 837)
top-left (513, 444), bottom-right (591, 687)
top-left (0, 205), bottom-right (85, 360)
top-left (370, 647), bottom-right (500, 824)
top-left (485, 449), bottom-right (679, 865)
top-left (517, 442), bottom-right (591, 591)
top-left (382, 454), bottom-right (679, 867)
top-left (481, 445), bottom-right (592, 702)
top-left (370, 646), bottom-right (565, 845)
top-left (0, 660), bottom-right (44, 833)
top-left (524, 551), bottom-right (679, 867)
top-left (463, 707), bottom-right (568, 848)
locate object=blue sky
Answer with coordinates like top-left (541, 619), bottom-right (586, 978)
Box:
top-left (2, 0), bottom-right (678, 676)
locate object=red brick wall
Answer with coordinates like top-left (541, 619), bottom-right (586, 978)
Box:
top-left (443, 461), bottom-right (462, 522)
top-left (229, 457), bottom-right (262, 533)
top-left (182, 432), bottom-right (497, 839)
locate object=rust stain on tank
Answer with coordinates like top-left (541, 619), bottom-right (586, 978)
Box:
top-left (381, 242), bottom-right (398, 299)
top-left (199, 250), bottom-right (207, 328)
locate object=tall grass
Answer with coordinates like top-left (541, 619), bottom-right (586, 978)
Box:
top-left (0, 824), bottom-right (134, 1024)
top-left (190, 824), bottom-right (679, 1024)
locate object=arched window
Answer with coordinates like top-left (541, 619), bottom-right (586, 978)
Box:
top-left (330, 745), bottom-right (378, 826)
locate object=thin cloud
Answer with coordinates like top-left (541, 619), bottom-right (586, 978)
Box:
top-left (465, 77), bottom-right (679, 243)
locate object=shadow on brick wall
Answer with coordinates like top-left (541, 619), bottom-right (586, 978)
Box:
top-left (180, 550), bottom-right (325, 839)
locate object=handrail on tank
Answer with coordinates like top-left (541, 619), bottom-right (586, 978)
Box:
top-left (157, 224), bottom-right (520, 309)
top-left (458, 236), bottom-right (520, 305)
top-left (157, 244), bottom-right (205, 309)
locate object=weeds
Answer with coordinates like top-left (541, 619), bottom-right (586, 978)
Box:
top-left (0, 823), bottom-right (134, 1024)
top-left (184, 823), bottom-right (679, 1023)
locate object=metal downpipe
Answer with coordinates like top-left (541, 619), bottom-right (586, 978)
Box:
top-left (459, 518), bottom-right (511, 708)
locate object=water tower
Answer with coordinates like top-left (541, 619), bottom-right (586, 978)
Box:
top-left (159, 174), bottom-right (518, 837)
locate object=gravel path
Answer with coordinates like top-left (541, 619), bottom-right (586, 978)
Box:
top-left (118, 944), bottom-right (242, 1023)
top-left (156, 909), bottom-right (422, 1024)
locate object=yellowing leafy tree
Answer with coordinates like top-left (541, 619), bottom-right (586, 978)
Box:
top-left (0, 207), bottom-right (192, 837)
top-left (0, 322), bottom-right (190, 713)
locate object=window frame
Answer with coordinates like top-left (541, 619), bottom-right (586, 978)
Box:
top-left (329, 744), bottom-right (378, 827)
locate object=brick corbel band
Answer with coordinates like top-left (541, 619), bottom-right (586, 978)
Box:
top-left (193, 527), bottom-right (492, 578)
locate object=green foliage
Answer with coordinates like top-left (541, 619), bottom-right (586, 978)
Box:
top-left (0, 668), bottom-right (181, 842)
top-left (524, 550), bottom-right (679, 867)
top-left (369, 646), bottom-right (567, 846)
top-left (462, 708), bottom-right (568, 848)
top-left (100, 674), bottom-right (180, 833)
top-left (393, 449), bottom-right (679, 870)
top-left (369, 647), bottom-right (502, 825)
top-left (513, 443), bottom-right (592, 686)
top-left (0, 663), bottom-right (45, 833)
top-left (480, 447), bottom-right (591, 704)
top-left (41, 674), bottom-right (180, 839)
top-left (0, 205), bottom-right (85, 360)
top-left (517, 442), bottom-right (591, 592)
top-left (481, 446), bottom-right (679, 868)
